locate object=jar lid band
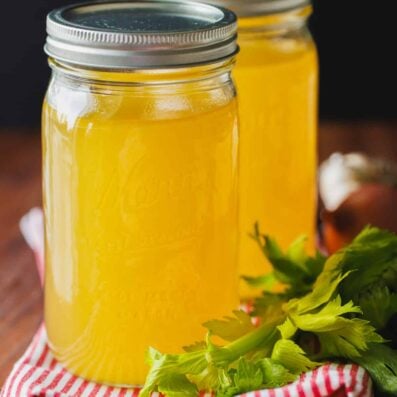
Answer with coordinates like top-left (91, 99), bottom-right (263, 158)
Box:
top-left (207, 0), bottom-right (311, 18)
top-left (45, 0), bottom-right (238, 69)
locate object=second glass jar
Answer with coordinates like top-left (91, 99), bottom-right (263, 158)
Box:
top-left (214, 0), bottom-right (318, 297)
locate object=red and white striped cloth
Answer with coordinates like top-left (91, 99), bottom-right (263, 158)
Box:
top-left (1, 209), bottom-right (374, 397)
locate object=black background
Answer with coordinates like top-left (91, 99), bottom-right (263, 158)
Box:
top-left (0, 0), bottom-right (396, 128)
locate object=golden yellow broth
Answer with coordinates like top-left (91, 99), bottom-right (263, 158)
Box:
top-left (43, 73), bottom-right (239, 385)
top-left (235, 26), bottom-right (318, 297)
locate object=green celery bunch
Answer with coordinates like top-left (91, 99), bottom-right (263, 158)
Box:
top-left (140, 226), bottom-right (397, 396)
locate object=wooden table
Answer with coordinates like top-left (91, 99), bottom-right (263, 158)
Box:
top-left (0, 132), bottom-right (42, 385)
top-left (1, 121), bottom-right (397, 386)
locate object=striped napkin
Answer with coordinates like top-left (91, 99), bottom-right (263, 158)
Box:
top-left (0, 209), bottom-right (374, 397)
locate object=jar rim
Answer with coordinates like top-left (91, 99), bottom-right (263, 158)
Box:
top-left (45, 0), bottom-right (238, 69)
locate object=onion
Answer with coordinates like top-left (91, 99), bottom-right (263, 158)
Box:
top-left (319, 153), bottom-right (397, 253)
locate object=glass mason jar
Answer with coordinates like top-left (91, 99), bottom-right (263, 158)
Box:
top-left (211, 0), bottom-right (318, 297)
top-left (43, 1), bottom-right (239, 386)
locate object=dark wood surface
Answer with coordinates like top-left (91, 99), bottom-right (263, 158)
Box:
top-left (0, 132), bottom-right (42, 386)
top-left (1, 121), bottom-right (397, 386)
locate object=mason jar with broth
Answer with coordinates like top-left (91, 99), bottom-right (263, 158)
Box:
top-left (43, 0), bottom-right (239, 385)
top-left (211, 0), bottom-right (318, 297)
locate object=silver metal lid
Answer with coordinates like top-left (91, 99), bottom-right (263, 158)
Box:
top-left (207, 0), bottom-right (311, 18)
top-left (45, 0), bottom-right (238, 69)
